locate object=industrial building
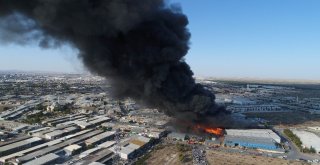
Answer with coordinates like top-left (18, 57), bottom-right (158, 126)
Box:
top-left (224, 129), bottom-right (284, 153)
top-left (15, 130), bottom-right (103, 164)
top-left (98, 141), bottom-right (116, 149)
top-left (77, 149), bottom-right (114, 165)
top-left (22, 153), bottom-right (60, 165)
top-left (292, 130), bottom-right (320, 154)
top-left (226, 129), bottom-right (281, 143)
top-left (0, 129), bottom-right (93, 163)
top-left (44, 130), bottom-right (64, 140)
top-left (227, 104), bottom-right (283, 113)
top-left (225, 136), bottom-right (279, 151)
top-left (0, 137), bottom-right (42, 156)
top-left (64, 144), bottom-right (82, 156)
top-left (110, 135), bottom-right (151, 160)
top-left (85, 131), bottom-right (115, 146)
top-left (74, 116), bottom-right (111, 129)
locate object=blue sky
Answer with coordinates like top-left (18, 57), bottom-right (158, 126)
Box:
top-left (1, 0), bottom-right (320, 80)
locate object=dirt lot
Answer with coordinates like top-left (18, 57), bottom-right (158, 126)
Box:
top-left (144, 144), bottom-right (192, 165)
top-left (206, 150), bottom-right (307, 165)
top-left (143, 144), bottom-right (307, 165)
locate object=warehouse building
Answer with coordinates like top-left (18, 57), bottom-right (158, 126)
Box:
top-left (110, 135), bottom-right (151, 160)
top-left (22, 153), bottom-right (60, 165)
top-left (0, 129), bottom-right (93, 163)
top-left (224, 129), bottom-right (284, 153)
top-left (64, 144), bottom-right (82, 156)
top-left (98, 141), bottom-right (116, 149)
top-left (44, 130), bottom-right (64, 140)
top-left (0, 137), bottom-right (42, 156)
top-left (85, 131), bottom-right (115, 146)
top-left (226, 129), bottom-right (281, 143)
top-left (16, 130), bottom-right (103, 164)
top-left (225, 136), bottom-right (279, 150)
top-left (292, 130), bottom-right (320, 154)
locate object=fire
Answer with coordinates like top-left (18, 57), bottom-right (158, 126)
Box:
top-left (193, 124), bottom-right (224, 136)
top-left (204, 127), bottom-right (223, 136)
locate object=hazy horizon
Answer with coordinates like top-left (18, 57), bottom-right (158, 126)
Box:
top-left (1, 0), bottom-right (320, 80)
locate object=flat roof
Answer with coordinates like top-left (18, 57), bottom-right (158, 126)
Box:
top-left (98, 141), bottom-right (116, 148)
top-left (0, 129), bottom-right (94, 163)
top-left (226, 129), bottom-right (281, 143)
top-left (64, 144), bottom-right (82, 151)
top-left (79, 147), bottom-right (102, 159)
top-left (225, 135), bottom-right (276, 145)
top-left (88, 162), bottom-right (105, 165)
top-left (85, 131), bottom-right (115, 144)
top-left (0, 137), bottom-right (42, 153)
top-left (45, 130), bottom-right (64, 137)
top-left (0, 136), bottom-right (31, 147)
top-left (16, 130), bottom-right (103, 163)
top-left (292, 130), bottom-right (320, 151)
top-left (22, 153), bottom-right (59, 165)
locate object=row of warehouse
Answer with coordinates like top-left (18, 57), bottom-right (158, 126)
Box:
top-left (0, 126), bottom-right (154, 164)
top-left (0, 100), bottom-right (42, 120)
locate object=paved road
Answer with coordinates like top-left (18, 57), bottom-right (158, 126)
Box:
top-left (274, 128), bottom-right (320, 161)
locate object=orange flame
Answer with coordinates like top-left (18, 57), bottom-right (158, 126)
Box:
top-left (204, 127), bottom-right (223, 136)
top-left (193, 124), bottom-right (224, 136)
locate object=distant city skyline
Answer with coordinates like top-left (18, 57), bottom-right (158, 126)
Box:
top-left (1, 0), bottom-right (320, 80)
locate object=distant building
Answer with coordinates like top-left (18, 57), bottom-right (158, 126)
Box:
top-left (227, 104), bottom-right (282, 113)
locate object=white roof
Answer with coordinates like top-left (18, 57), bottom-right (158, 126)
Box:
top-left (119, 146), bottom-right (135, 155)
top-left (98, 141), bottom-right (116, 148)
top-left (126, 143), bottom-right (140, 150)
top-left (88, 162), bottom-right (105, 165)
top-left (79, 147), bottom-right (101, 159)
top-left (133, 135), bottom-right (150, 143)
top-left (22, 153), bottom-right (59, 165)
top-left (85, 131), bottom-right (115, 144)
top-left (292, 130), bottom-right (320, 152)
top-left (45, 130), bottom-right (64, 137)
top-left (64, 144), bottom-right (82, 151)
top-left (226, 129), bottom-right (281, 143)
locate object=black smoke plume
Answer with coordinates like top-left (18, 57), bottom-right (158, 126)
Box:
top-left (0, 0), bottom-right (246, 127)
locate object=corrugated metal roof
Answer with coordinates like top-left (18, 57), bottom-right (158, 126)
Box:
top-left (85, 131), bottom-right (115, 144)
top-left (98, 141), bottom-right (116, 148)
top-left (0, 137), bottom-right (42, 152)
top-left (64, 144), bottom-right (82, 151)
top-left (22, 153), bottom-right (59, 165)
top-left (225, 129), bottom-right (281, 143)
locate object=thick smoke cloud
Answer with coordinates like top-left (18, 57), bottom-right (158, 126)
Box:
top-left (0, 0), bottom-right (237, 126)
